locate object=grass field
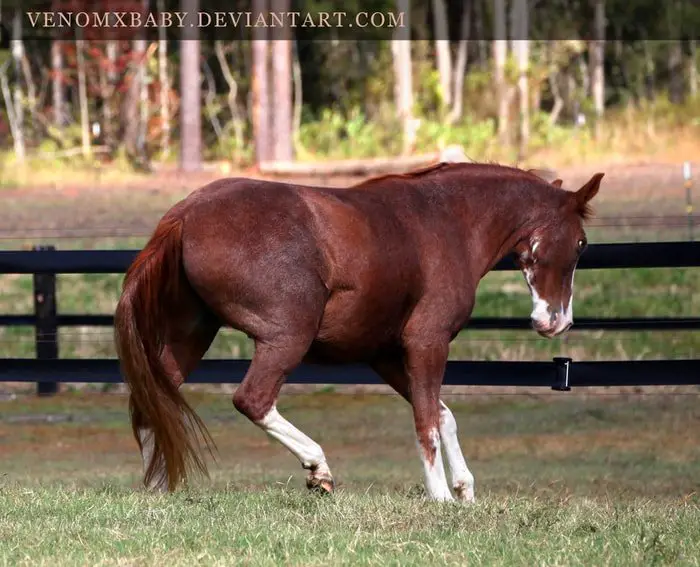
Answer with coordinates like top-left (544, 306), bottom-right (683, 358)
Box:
top-left (1, 391), bottom-right (699, 565)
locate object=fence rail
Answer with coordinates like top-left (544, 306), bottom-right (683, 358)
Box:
top-left (1, 358), bottom-right (699, 390)
top-left (1, 241), bottom-right (700, 273)
top-left (2, 315), bottom-right (699, 332)
top-left (0, 242), bottom-right (699, 395)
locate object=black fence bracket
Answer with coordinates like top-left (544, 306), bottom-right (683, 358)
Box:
top-left (33, 245), bottom-right (59, 396)
top-left (552, 357), bottom-right (573, 391)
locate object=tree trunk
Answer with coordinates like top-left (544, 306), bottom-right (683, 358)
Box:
top-left (180, 0), bottom-right (201, 171)
top-left (548, 71), bottom-right (564, 126)
top-left (579, 55), bottom-right (590, 98)
top-left (508, 0), bottom-right (518, 51)
top-left (691, 39), bottom-right (698, 98)
top-left (271, 0), bottom-right (293, 161)
top-left (11, 10), bottom-right (24, 162)
top-left (432, 0), bottom-right (452, 110)
top-left (138, 38), bottom-right (149, 160)
top-left (474, 0), bottom-right (488, 67)
top-left (292, 40), bottom-right (303, 149)
top-left (643, 39), bottom-right (655, 101)
top-left (0, 64), bottom-right (23, 163)
top-left (158, 0), bottom-right (171, 159)
top-left (104, 41), bottom-right (118, 149)
top-left (591, 0), bottom-right (605, 137)
top-left (51, 41), bottom-right (64, 127)
top-left (76, 34), bottom-right (91, 159)
top-left (122, 38), bottom-right (146, 161)
top-left (668, 40), bottom-right (684, 104)
top-left (513, 0), bottom-right (529, 157)
top-left (493, 0), bottom-right (508, 144)
top-left (214, 41), bottom-right (245, 161)
top-left (392, 0), bottom-right (414, 155)
top-left (251, 0), bottom-right (271, 164)
top-left (99, 47), bottom-right (110, 146)
top-left (259, 152), bottom-right (456, 177)
top-left (567, 71), bottom-right (580, 123)
top-left (447, 3), bottom-right (471, 124)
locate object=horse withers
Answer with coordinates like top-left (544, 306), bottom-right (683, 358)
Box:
top-left (114, 162), bottom-right (603, 502)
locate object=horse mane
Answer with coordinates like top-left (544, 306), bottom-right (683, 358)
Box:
top-left (352, 161), bottom-right (456, 187)
top-left (578, 201), bottom-right (594, 221)
top-left (352, 161), bottom-right (595, 218)
top-left (354, 160), bottom-right (560, 189)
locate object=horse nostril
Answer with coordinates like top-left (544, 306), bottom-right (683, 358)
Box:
top-left (549, 311), bottom-right (558, 325)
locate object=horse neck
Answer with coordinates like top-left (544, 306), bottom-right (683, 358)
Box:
top-left (444, 179), bottom-right (546, 279)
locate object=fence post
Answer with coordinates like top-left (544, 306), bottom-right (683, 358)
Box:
top-left (684, 161), bottom-right (694, 241)
top-left (552, 357), bottom-right (572, 391)
top-left (33, 245), bottom-right (59, 396)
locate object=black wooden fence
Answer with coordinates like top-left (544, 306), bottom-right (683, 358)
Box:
top-left (1, 242), bottom-right (699, 395)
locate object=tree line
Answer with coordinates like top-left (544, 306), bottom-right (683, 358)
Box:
top-left (0, 0), bottom-right (698, 171)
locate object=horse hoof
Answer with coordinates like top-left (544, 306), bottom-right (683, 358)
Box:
top-left (454, 483), bottom-right (475, 503)
top-left (306, 474), bottom-right (334, 495)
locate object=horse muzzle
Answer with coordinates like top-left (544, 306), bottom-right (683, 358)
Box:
top-left (531, 310), bottom-right (573, 338)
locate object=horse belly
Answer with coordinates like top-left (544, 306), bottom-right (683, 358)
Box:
top-left (308, 288), bottom-right (407, 363)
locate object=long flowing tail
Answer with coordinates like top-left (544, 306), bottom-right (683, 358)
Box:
top-left (114, 215), bottom-right (213, 491)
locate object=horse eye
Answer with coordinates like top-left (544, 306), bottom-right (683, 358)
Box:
top-left (577, 239), bottom-right (587, 250)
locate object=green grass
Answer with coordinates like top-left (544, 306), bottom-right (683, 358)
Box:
top-left (1, 392), bottom-right (700, 565)
top-left (1, 486), bottom-right (699, 566)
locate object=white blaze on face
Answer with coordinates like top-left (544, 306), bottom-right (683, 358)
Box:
top-left (563, 266), bottom-right (576, 326)
top-left (523, 266), bottom-right (551, 326)
top-left (523, 237), bottom-right (574, 336)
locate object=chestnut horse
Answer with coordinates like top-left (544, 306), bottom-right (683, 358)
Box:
top-left (114, 162), bottom-right (603, 502)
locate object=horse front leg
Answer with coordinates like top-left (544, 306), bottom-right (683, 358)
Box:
top-left (439, 400), bottom-right (475, 502)
top-left (373, 351), bottom-right (475, 502)
top-left (403, 336), bottom-right (454, 502)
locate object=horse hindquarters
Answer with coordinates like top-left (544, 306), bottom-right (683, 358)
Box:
top-left (178, 189), bottom-right (341, 491)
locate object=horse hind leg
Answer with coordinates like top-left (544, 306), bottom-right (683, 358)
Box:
top-left (232, 338), bottom-right (334, 493)
top-left (132, 314), bottom-right (220, 491)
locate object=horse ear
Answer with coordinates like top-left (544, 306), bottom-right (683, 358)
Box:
top-left (551, 179), bottom-right (563, 188)
top-left (576, 173), bottom-right (604, 204)
top-left (573, 173), bottom-right (604, 219)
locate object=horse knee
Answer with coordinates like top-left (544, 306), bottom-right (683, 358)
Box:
top-left (232, 387), bottom-right (271, 423)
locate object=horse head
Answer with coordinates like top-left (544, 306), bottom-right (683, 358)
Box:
top-left (513, 173), bottom-right (604, 338)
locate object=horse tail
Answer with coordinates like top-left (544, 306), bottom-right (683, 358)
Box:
top-left (114, 215), bottom-right (213, 491)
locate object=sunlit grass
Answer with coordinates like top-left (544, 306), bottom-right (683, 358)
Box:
top-left (1, 485), bottom-right (698, 566)
top-left (1, 392), bottom-right (699, 566)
